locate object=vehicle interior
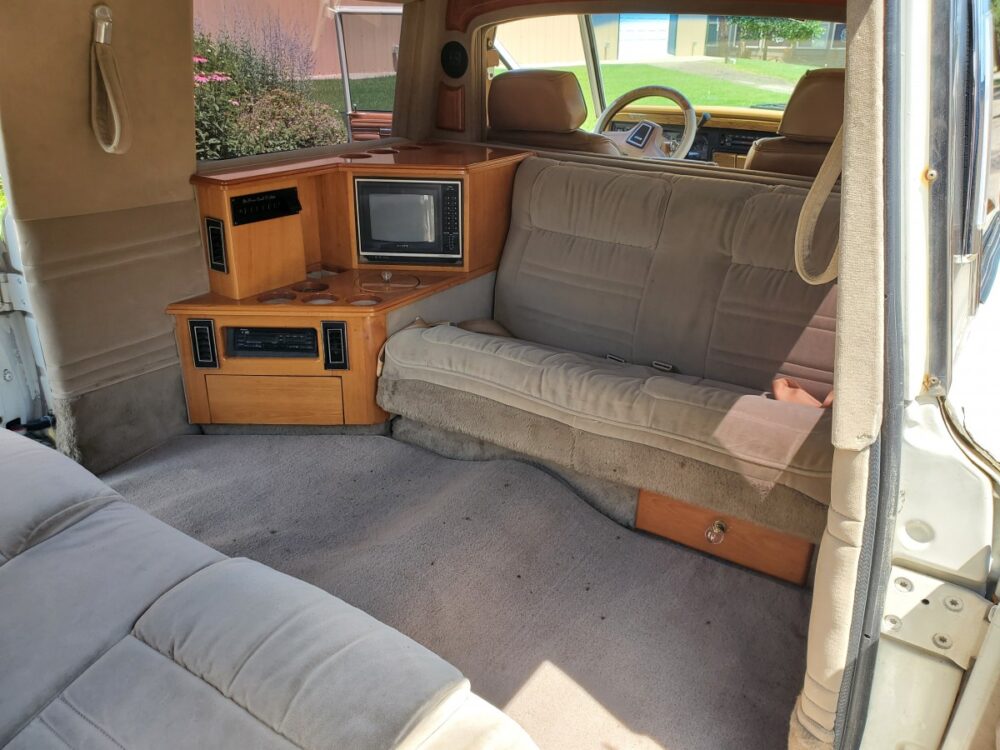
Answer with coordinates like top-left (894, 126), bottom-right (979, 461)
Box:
top-left (1, 1), bottom-right (998, 749)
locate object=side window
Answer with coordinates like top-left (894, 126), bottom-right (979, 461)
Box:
top-left (192, 1), bottom-right (401, 160)
top-left (491, 15), bottom-right (597, 129)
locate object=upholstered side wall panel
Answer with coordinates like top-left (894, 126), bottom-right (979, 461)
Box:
top-left (0, 0), bottom-right (207, 471)
top-left (0, 2), bottom-right (196, 221)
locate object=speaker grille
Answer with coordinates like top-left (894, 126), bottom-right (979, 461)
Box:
top-left (322, 321), bottom-right (349, 370)
top-left (205, 217), bottom-right (228, 273)
top-left (440, 41), bottom-right (469, 79)
top-left (189, 319), bottom-right (219, 368)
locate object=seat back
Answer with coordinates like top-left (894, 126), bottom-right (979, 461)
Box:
top-left (487, 70), bottom-right (620, 156)
top-left (494, 157), bottom-right (840, 400)
top-left (744, 68), bottom-right (845, 177)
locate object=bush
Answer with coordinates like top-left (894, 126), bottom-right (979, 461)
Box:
top-left (231, 89), bottom-right (346, 155)
top-left (193, 22), bottom-right (348, 160)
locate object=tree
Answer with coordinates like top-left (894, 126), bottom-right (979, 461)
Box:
top-left (727, 17), bottom-right (824, 61)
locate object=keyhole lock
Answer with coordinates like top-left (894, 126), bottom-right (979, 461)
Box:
top-left (705, 520), bottom-right (727, 545)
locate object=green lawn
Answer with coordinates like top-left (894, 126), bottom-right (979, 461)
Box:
top-left (725, 58), bottom-right (815, 84)
top-left (557, 64), bottom-right (796, 130)
top-left (310, 76), bottom-right (396, 116)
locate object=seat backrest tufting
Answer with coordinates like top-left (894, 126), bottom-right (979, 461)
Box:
top-left (494, 157), bottom-right (840, 400)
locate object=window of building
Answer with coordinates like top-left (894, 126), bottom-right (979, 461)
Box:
top-left (193, 0), bottom-right (401, 161)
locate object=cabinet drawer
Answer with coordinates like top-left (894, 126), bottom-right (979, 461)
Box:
top-left (206, 375), bottom-right (343, 425)
top-left (636, 490), bottom-right (813, 585)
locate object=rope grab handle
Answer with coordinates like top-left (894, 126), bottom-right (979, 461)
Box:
top-left (90, 5), bottom-right (132, 155)
top-left (794, 126), bottom-right (843, 285)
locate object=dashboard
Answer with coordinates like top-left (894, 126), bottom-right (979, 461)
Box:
top-left (609, 105), bottom-right (782, 167)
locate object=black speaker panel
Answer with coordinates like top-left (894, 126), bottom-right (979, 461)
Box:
top-left (440, 41), bottom-right (469, 79)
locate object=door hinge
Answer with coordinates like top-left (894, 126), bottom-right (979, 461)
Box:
top-left (881, 565), bottom-right (993, 669)
top-left (0, 272), bottom-right (30, 313)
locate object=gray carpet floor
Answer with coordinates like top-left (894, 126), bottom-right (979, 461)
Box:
top-left (103, 434), bottom-right (810, 750)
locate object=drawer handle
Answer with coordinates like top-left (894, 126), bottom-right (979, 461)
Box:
top-left (705, 520), bottom-right (728, 545)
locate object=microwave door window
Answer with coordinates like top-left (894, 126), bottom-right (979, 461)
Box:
top-left (369, 193), bottom-right (435, 244)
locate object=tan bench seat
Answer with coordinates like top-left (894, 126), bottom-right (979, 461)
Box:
top-left (0, 429), bottom-right (536, 750)
top-left (379, 157), bottom-right (840, 542)
top-left (383, 324), bottom-right (833, 501)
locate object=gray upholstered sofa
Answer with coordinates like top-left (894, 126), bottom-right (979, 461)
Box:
top-left (379, 157), bottom-right (840, 542)
top-left (0, 428), bottom-right (535, 750)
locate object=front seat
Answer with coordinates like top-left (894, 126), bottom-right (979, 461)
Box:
top-left (487, 69), bottom-right (621, 155)
top-left (744, 67), bottom-right (845, 178)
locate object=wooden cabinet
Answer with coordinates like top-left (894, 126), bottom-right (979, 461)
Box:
top-left (192, 142), bottom-right (531, 296)
top-left (205, 375), bottom-right (344, 425)
top-left (172, 142), bottom-right (531, 428)
top-left (168, 269), bottom-right (489, 427)
top-left (196, 178), bottom-right (308, 299)
top-left (636, 490), bottom-right (814, 585)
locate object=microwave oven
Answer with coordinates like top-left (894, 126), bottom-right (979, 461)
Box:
top-left (354, 178), bottom-right (463, 264)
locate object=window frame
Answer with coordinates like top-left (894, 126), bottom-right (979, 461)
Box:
top-left (330, 3), bottom-right (404, 142)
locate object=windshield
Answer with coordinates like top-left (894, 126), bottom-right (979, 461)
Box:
top-left (493, 14), bottom-right (847, 130)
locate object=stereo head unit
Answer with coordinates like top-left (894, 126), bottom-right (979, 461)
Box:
top-left (226, 327), bottom-right (318, 358)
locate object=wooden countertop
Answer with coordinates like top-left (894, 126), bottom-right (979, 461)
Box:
top-left (192, 142), bottom-right (533, 187)
top-left (167, 267), bottom-right (492, 317)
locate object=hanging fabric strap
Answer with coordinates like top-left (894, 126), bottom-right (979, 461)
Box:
top-left (90, 5), bottom-right (132, 155)
top-left (794, 126), bottom-right (843, 285)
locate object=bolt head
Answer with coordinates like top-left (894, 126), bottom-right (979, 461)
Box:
top-left (884, 615), bottom-right (902, 632)
top-left (894, 577), bottom-right (914, 593)
top-left (2, 369), bottom-right (13, 383)
top-left (932, 633), bottom-right (953, 649)
top-left (944, 596), bottom-right (964, 612)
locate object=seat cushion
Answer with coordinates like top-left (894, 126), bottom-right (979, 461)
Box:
top-left (744, 136), bottom-right (832, 178)
top-left (0, 430), bottom-right (537, 750)
top-left (0, 500), bottom-right (225, 745)
top-left (380, 325), bottom-right (833, 506)
top-left (0, 429), bottom-right (118, 564)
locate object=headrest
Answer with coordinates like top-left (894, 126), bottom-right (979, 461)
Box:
top-left (778, 68), bottom-right (845, 143)
top-left (488, 70), bottom-right (588, 133)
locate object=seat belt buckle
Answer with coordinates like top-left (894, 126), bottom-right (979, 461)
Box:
top-left (652, 360), bottom-right (675, 373)
top-left (605, 354), bottom-right (626, 363)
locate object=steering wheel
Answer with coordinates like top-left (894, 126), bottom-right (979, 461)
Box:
top-left (593, 85), bottom-right (697, 160)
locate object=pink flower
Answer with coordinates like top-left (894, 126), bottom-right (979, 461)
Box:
top-left (208, 72), bottom-right (231, 82)
top-left (193, 74), bottom-right (210, 85)
top-left (229, 99), bottom-right (240, 106)
top-left (192, 55), bottom-right (208, 64)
